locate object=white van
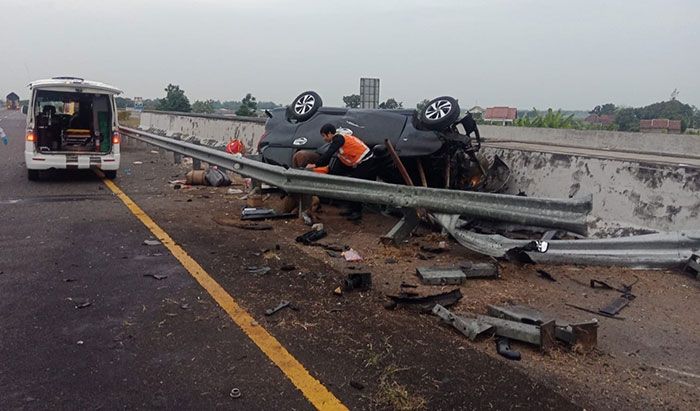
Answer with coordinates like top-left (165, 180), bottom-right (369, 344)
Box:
top-left (24, 77), bottom-right (122, 180)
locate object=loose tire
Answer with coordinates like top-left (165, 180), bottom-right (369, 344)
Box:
top-left (419, 96), bottom-right (460, 131)
top-left (287, 91), bottom-right (322, 122)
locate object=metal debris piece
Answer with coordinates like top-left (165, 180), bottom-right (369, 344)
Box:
top-left (416, 267), bottom-right (466, 285)
top-left (420, 242), bottom-right (449, 254)
top-left (246, 266), bottom-right (271, 275)
top-left (537, 269), bottom-right (557, 282)
top-left (143, 239), bottom-right (161, 246)
top-left (555, 320), bottom-right (598, 351)
top-left (296, 229), bottom-right (328, 245)
top-left (564, 303), bottom-right (625, 320)
top-left (265, 300), bottom-right (291, 316)
top-left (599, 295), bottom-right (635, 316)
top-left (229, 388), bottom-right (241, 399)
top-left (213, 217), bottom-right (273, 230)
top-left (344, 272), bottom-right (372, 291)
top-left (387, 289), bottom-right (462, 312)
top-left (496, 337), bottom-right (521, 361)
top-left (326, 250), bottom-right (341, 258)
top-left (683, 254), bottom-right (700, 279)
top-left (432, 304), bottom-right (493, 341)
top-left (459, 261), bottom-right (499, 279)
top-left (75, 301), bottom-right (92, 309)
top-left (143, 274), bottom-right (168, 280)
top-left (487, 304), bottom-right (546, 326)
top-left (477, 315), bottom-right (556, 351)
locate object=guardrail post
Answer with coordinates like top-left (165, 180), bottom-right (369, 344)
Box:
top-left (380, 208), bottom-right (420, 244)
top-left (173, 136), bottom-right (182, 164)
top-left (192, 140), bottom-right (202, 170)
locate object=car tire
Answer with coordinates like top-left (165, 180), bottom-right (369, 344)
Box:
top-left (104, 170), bottom-right (117, 180)
top-left (288, 91), bottom-right (322, 122)
top-left (27, 169), bottom-right (40, 181)
top-left (419, 96), bottom-right (460, 131)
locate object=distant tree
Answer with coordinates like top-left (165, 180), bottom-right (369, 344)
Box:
top-left (257, 101), bottom-right (283, 110)
top-left (343, 94), bottom-right (361, 108)
top-left (614, 108), bottom-right (639, 132)
top-left (692, 107), bottom-right (700, 129)
top-left (115, 97), bottom-right (134, 109)
top-left (192, 100), bottom-right (215, 114)
top-left (416, 99), bottom-right (430, 112)
top-left (235, 93), bottom-right (257, 117)
top-left (157, 84), bottom-right (191, 112)
top-left (378, 98), bottom-right (403, 109)
top-left (590, 103), bottom-right (616, 115)
top-left (634, 99), bottom-right (693, 132)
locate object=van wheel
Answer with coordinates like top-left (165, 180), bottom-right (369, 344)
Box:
top-left (104, 170), bottom-right (117, 179)
top-left (287, 91), bottom-right (322, 122)
top-left (27, 170), bottom-right (40, 181)
top-left (419, 96), bottom-right (461, 131)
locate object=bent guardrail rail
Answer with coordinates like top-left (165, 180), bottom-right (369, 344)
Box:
top-left (434, 213), bottom-right (700, 268)
top-left (120, 126), bottom-right (592, 235)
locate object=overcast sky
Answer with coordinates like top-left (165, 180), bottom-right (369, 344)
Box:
top-left (2, 0), bottom-right (698, 110)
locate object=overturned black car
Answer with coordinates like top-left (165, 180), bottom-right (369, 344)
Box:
top-left (258, 91), bottom-right (510, 192)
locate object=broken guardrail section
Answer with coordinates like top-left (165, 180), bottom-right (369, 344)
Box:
top-left (433, 213), bottom-right (700, 269)
top-left (120, 126), bottom-right (592, 234)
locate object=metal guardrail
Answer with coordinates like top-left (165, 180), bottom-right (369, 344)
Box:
top-left (120, 126), bottom-right (592, 234)
top-left (434, 213), bottom-right (700, 269)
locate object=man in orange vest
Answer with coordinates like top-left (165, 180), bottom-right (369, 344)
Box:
top-left (305, 123), bottom-right (376, 220)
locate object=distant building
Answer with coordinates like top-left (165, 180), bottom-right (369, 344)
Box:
top-left (483, 106), bottom-right (517, 125)
top-left (639, 118), bottom-right (681, 134)
top-left (467, 105), bottom-right (484, 120)
top-left (584, 113), bottom-right (615, 126)
top-left (5, 92), bottom-right (20, 110)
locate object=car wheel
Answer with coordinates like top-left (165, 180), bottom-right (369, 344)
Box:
top-left (104, 170), bottom-right (117, 179)
top-left (27, 169), bottom-right (40, 181)
top-left (420, 96), bottom-right (460, 131)
top-left (288, 91), bottom-right (322, 122)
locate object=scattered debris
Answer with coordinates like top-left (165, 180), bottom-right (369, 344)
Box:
top-left (400, 282), bottom-right (418, 289)
top-left (344, 272), bottom-right (372, 291)
top-left (476, 315), bottom-right (556, 351)
top-left (229, 388), bottom-right (242, 399)
top-left (683, 254), bottom-right (700, 279)
top-left (565, 303), bottom-right (625, 320)
top-left (326, 250), bottom-right (341, 258)
top-left (75, 301), bottom-right (92, 309)
top-left (77, 340), bottom-right (84, 345)
top-left (296, 229), bottom-right (328, 245)
top-left (349, 381), bottom-right (365, 390)
top-left (265, 300), bottom-right (291, 316)
top-left (212, 216), bottom-right (272, 230)
top-left (459, 261), bottom-right (500, 279)
top-left (342, 249), bottom-right (363, 262)
top-left (205, 167), bottom-right (232, 187)
top-left (433, 304), bottom-right (494, 341)
top-left (385, 258), bottom-right (398, 264)
top-left (386, 289), bottom-right (462, 312)
top-left (417, 252), bottom-right (434, 260)
top-left (333, 286), bottom-right (343, 296)
top-left (420, 241), bottom-right (449, 254)
top-left (311, 223), bottom-right (324, 232)
top-left (227, 188), bottom-right (244, 195)
top-left (301, 211), bottom-right (313, 226)
top-left (496, 337), bottom-right (521, 361)
top-left (246, 266), bottom-right (271, 275)
top-left (487, 304), bottom-right (546, 326)
top-left (143, 274), bottom-right (168, 280)
top-left (185, 170), bottom-right (207, 185)
top-left (590, 277), bottom-right (638, 317)
top-left (143, 239), bottom-right (161, 246)
top-left (416, 267), bottom-right (466, 285)
top-left (133, 161), bottom-right (143, 165)
top-left (504, 240), bottom-right (549, 264)
top-left (280, 264), bottom-right (296, 271)
top-left (241, 208), bottom-right (296, 221)
top-left (63, 278), bottom-right (77, 283)
top-left (536, 269), bottom-right (557, 282)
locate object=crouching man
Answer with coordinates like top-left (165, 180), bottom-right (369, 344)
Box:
top-left (306, 123), bottom-right (377, 221)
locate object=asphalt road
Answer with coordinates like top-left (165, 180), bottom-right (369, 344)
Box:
top-left (0, 108), bottom-right (580, 410)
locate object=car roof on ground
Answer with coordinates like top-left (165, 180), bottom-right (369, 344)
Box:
top-left (28, 77), bottom-right (122, 95)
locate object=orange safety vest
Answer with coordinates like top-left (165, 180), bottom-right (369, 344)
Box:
top-left (337, 135), bottom-right (370, 167)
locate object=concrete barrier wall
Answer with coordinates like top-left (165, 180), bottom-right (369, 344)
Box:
top-left (480, 125), bottom-right (700, 159)
top-left (139, 111), bottom-right (266, 153)
top-left (484, 147), bottom-right (700, 235)
top-left (137, 111), bottom-right (699, 233)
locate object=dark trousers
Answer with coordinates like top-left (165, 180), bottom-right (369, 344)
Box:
top-left (329, 156), bottom-right (378, 212)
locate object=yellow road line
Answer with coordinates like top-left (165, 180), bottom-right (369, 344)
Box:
top-left (102, 177), bottom-right (347, 411)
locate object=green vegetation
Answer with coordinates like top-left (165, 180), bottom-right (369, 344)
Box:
top-left (343, 94), bottom-right (361, 108)
top-left (379, 98), bottom-right (403, 109)
top-left (157, 84), bottom-right (191, 112)
top-left (192, 99), bottom-right (215, 114)
top-left (514, 108), bottom-right (581, 129)
top-left (416, 99), bottom-right (430, 112)
top-left (234, 93), bottom-right (257, 117)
